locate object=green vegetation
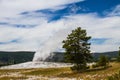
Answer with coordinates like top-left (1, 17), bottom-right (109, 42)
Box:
top-left (62, 27), bottom-right (92, 72)
top-left (23, 67), bottom-right (71, 76)
top-left (98, 55), bottom-right (109, 68)
top-left (92, 51), bottom-right (118, 62)
top-left (0, 76), bottom-right (28, 80)
top-left (117, 47), bottom-right (120, 62)
top-left (0, 51), bottom-right (35, 66)
top-left (46, 51), bottom-right (119, 63)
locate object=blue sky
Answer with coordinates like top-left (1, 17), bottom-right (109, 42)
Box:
top-left (0, 0), bottom-right (120, 53)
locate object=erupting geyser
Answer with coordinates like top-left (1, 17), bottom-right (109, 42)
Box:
top-left (32, 36), bottom-right (62, 62)
top-left (32, 28), bottom-right (72, 62)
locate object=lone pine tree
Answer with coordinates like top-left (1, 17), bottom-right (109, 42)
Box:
top-left (62, 27), bottom-right (92, 72)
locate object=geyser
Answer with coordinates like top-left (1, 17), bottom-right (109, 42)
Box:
top-left (32, 28), bottom-right (74, 62)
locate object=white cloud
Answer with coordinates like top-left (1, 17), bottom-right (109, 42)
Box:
top-left (0, 0), bottom-right (83, 18)
top-left (107, 5), bottom-right (120, 16)
top-left (0, 13), bottom-right (120, 53)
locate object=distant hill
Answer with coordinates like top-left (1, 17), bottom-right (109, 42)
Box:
top-left (93, 51), bottom-right (118, 61)
top-left (0, 51), bottom-right (118, 66)
top-left (46, 51), bottom-right (119, 62)
top-left (0, 51), bottom-right (35, 66)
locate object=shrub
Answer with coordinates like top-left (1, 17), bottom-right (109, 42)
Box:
top-left (92, 63), bottom-right (99, 68)
top-left (71, 64), bottom-right (88, 72)
top-left (98, 55), bottom-right (109, 68)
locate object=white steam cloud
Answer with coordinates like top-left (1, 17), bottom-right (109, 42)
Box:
top-left (33, 19), bottom-right (77, 61)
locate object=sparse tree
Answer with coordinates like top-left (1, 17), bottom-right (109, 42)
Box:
top-left (98, 55), bottom-right (109, 68)
top-left (62, 27), bottom-right (92, 72)
top-left (117, 47), bottom-right (120, 62)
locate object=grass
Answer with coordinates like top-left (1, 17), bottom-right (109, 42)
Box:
top-left (23, 67), bottom-right (71, 76)
top-left (0, 62), bottom-right (120, 80)
top-left (107, 70), bottom-right (120, 80)
top-left (0, 76), bottom-right (28, 80)
top-left (0, 68), bottom-right (32, 75)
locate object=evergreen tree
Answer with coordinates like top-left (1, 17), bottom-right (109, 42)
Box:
top-left (98, 55), bottom-right (109, 68)
top-left (62, 27), bottom-right (92, 71)
top-left (117, 47), bottom-right (120, 62)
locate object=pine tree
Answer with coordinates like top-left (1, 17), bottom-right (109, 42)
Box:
top-left (62, 27), bottom-right (92, 72)
top-left (98, 55), bottom-right (109, 68)
top-left (117, 47), bottom-right (120, 62)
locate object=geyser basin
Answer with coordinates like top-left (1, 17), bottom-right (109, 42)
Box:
top-left (0, 61), bottom-right (72, 69)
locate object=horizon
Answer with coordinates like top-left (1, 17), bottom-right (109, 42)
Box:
top-left (0, 50), bottom-right (118, 53)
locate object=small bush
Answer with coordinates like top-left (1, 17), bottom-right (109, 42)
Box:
top-left (117, 56), bottom-right (120, 62)
top-left (71, 64), bottom-right (87, 72)
top-left (92, 63), bottom-right (99, 68)
top-left (86, 66), bottom-right (90, 69)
